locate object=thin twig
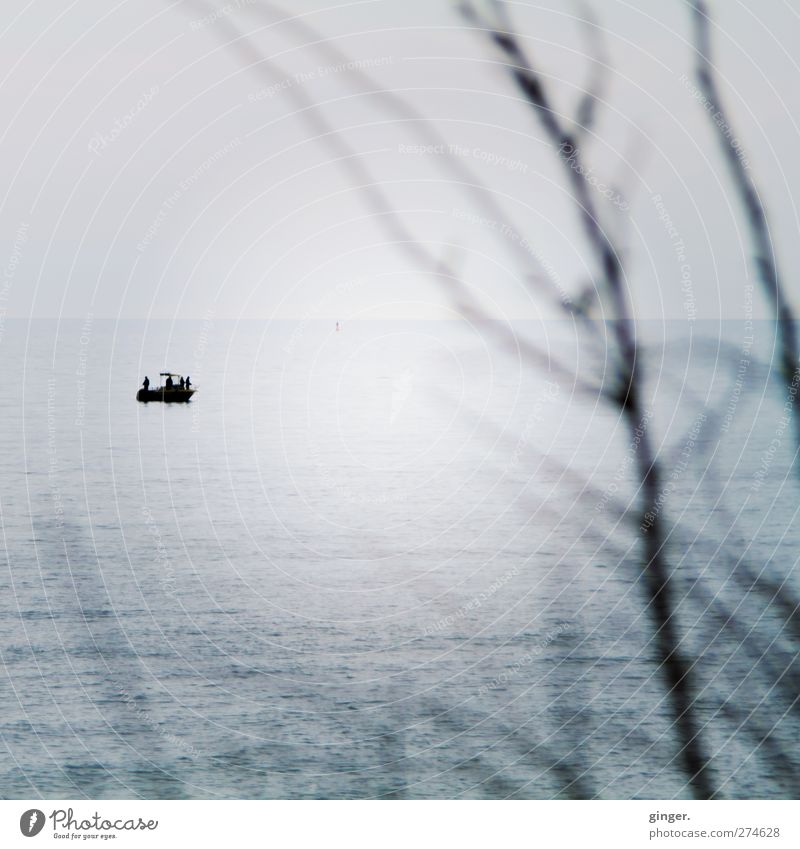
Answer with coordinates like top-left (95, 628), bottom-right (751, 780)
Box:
top-left (691, 0), bottom-right (800, 449)
top-left (463, 0), bottom-right (715, 797)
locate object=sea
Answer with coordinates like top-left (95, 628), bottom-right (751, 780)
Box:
top-left (1, 318), bottom-right (798, 799)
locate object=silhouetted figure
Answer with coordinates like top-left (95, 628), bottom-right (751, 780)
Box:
top-left (165, 375), bottom-right (173, 389)
top-left (179, 377), bottom-right (185, 389)
top-left (185, 376), bottom-right (192, 389)
top-left (142, 376), bottom-right (150, 391)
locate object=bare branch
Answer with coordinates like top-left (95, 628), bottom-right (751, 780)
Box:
top-left (572, 1), bottom-right (610, 138)
top-left (690, 0), bottom-right (800, 446)
top-left (462, 0), bottom-right (715, 798)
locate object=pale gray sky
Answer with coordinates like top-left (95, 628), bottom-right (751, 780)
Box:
top-left (1, 0), bottom-right (799, 322)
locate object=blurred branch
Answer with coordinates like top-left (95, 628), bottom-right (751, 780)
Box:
top-left (461, 0), bottom-right (715, 798)
top-left (174, 0), bottom-right (800, 800)
top-left (428, 700), bottom-right (594, 799)
top-left (572, 1), bottom-right (610, 140)
top-left (249, 0), bottom-right (585, 317)
top-left (690, 0), bottom-right (800, 449)
top-left (181, 0), bottom-right (591, 390)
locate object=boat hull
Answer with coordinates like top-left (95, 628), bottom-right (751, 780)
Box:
top-left (136, 388), bottom-right (195, 403)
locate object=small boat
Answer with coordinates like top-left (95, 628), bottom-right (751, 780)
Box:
top-left (137, 372), bottom-right (196, 403)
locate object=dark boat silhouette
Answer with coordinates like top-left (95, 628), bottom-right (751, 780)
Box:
top-left (137, 372), bottom-right (196, 403)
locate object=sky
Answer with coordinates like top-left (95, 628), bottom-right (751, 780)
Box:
top-left (1, 0), bottom-right (799, 323)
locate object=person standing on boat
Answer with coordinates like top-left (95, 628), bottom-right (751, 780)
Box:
top-left (185, 376), bottom-right (192, 389)
top-left (165, 375), bottom-right (173, 389)
top-left (179, 377), bottom-right (185, 389)
top-left (142, 376), bottom-right (150, 391)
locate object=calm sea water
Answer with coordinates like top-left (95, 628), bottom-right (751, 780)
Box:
top-left (1, 318), bottom-right (798, 798)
